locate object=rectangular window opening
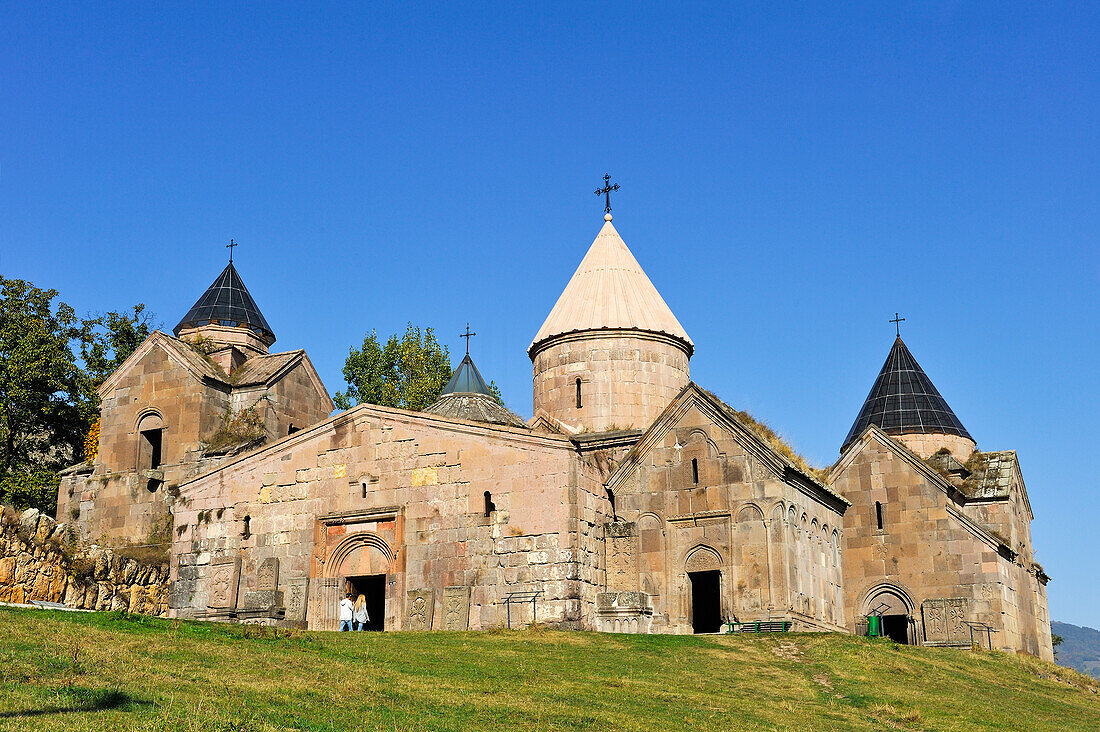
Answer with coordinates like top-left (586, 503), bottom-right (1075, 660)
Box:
top-left (875, 501), bottom-right (884, 531)
top-left (140, 429), bottom-right (162, 470)
top-left (691, 458), bottom-right (699, 484)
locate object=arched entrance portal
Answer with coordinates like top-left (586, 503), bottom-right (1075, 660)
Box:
top-left (327, 532), bottom-right (393, 631)
top-left (685, 546), bottom-right (724, 634)
top-left (864, 585), bottom-right (914, 644)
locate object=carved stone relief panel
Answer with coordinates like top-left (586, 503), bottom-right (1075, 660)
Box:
top-left (285, 578), bottom-right (310, 623)
top-left (406, 589), bottom-right (435, 631)
top-left (443, 586), bottom-right (472, 631)
top-left (605, 522), bottom-right (638, 592)
top-left (207, 558), bottom-right (241, 610)
top-left (257, 557), bottom-right (280, 592)
top-left (922, 598), bottom-right (970, 644)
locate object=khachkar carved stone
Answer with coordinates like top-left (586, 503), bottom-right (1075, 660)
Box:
top-left (922, 598), bottom-right (969, 644)
top-left (207, 558), bottom-right (241, 610)
top-left (285, 578), bottom-right (310, 623)
top-left (405, 589), bottom-right (435, 631)
top-left (257, 558), bottom-right (280, 591)
top-left (605, 521), bottom-right (638, 592)
top-left (443, 586), bottom-right (472, 631)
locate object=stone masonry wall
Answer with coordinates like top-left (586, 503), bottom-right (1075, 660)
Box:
top-left (532, 331), bottom-right (690, 433)
top-left (171, 403), bottom-right (596, 631)
top-left (0, 505), bottom-right (169, 614)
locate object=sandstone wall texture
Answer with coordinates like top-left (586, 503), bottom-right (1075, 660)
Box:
top-left (603, 392), bottom-right (848, 635)
top-left (531, 331), bottom-right (690, 433)
top-left (831, 432), bottom-right (1052, 660)
top-left (896, 433), bottom-right (977, 462)
top-left (0, 506), bottom-right (169, 614)
top-left (170, 403), bottom-right (608, 632)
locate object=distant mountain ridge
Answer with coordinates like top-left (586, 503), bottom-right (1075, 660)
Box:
top-left (1053, 621), bottom-right (1100, 679)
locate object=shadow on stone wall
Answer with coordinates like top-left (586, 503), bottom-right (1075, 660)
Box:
top-left (0, 505), bottom-right (169, 615)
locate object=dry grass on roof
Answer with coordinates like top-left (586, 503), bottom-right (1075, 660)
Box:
top-left (729, 408), bottom-right (829, 483)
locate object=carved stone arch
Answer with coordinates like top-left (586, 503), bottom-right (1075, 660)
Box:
top-left (861, 580), bottom-right (915, 616)
top-left (134, 409), bottom-right (164, 432)
top-left (684, 544), bottom-right (723, 573)
top-left (769, 502), bottom-right (785, 523)
top-left (735, 503), bottom-right (765, 522)
top-left (325, 531), bottom-right (395, 579)
top-left (685, 428), bottom-right (720, 458)
top-left (787, 506), bottom-right (797, 530)
top-left (637, 512), bottom-right (663, 532)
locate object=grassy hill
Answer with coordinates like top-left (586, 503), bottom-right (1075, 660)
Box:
top-left (1, 607), bottom-right (1098, 731)
top-left (1053, 621), bottom-right (1100, 679)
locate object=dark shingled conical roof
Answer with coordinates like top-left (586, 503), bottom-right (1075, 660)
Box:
top-left (843, 336), bottom-right (973, 450)
top-left (173, 262), bottom-right (274, 343)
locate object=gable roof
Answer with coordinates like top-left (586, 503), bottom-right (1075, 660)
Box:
top-left (605, 382), bottom-right (848, 512)
top-left (529, 219), bottom-right (693, 356)
top-left (174, 262), bottom-right (275, 344)
top-left (97, 331), bottom-right (334, 412)
top-left (842, 336), bottom-right (972, 451)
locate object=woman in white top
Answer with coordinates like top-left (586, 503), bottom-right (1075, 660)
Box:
top-left (353, 593), bottom-right (370, 631)
top-left (338, 594), bottom-right (355, 631)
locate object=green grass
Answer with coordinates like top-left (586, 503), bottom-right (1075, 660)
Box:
top-left (1, 606), bottom-right (1098, 731)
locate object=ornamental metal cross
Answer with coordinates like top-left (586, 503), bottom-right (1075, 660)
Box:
top-left (594, 173), bottom-right (620, 214)
top-left (459, 323), bottom-right (476, 355)
top-left (226, 238), bottom-right (238, 263)
top-left (890, 312), bottom-right (906, 337)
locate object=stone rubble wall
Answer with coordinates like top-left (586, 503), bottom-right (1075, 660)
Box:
top-left (0, 505), bottom-right (170, 615)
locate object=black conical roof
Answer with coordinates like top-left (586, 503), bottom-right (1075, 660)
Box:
top-left (441, 353), bottom-right (491, 396)
top-left (173, 262), bottom-right (274, 342)
top-left (842, 336), bottom-right (973, 450)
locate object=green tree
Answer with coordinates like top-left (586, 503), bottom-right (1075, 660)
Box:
top-left (334, 324), bottom-right (452, 412)
top-left (78, 304), bottom-right (156, 390)
top-left (487, 380), bottom-right (505, 407)
top-left (0, 278), bottom-right (87, 506)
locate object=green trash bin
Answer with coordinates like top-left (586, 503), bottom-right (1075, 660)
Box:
top-left (867, 615), bottom-right (881, 637)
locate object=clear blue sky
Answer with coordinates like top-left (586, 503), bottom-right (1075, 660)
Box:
top-left (2, 3), bottom-right (1097, 626)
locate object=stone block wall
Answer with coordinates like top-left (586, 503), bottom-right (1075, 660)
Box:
top-left (0, 506), bottom-right (169, 615)
top-left (831, 433), bottom-right (1053, 660)
top-left (170, 403), bottom-right (602, 631)
top-left (531, 331), bottom-right (690, 433)
top-left (603, 397), bottom-right (848, 634)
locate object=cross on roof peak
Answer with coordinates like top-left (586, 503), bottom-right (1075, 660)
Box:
top-left (459, 323), bottom-right (476, 355)
top-left (595, 173), bottom-right (620, 219)
top-left (226, 238), bottom-right (238, 264)
top-left (890, 312), bottom-right (906, 338)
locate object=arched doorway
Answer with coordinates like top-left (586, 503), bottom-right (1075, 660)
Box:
top-left (685, 546), bottom-right (724, 634)
top-left (326, 532), bottom-right (393, 631)
top-left (864, 585), bottom-right (914, 644)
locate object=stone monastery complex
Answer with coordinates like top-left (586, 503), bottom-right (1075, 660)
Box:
top-left (57, 208), bottom-right (1053, 660)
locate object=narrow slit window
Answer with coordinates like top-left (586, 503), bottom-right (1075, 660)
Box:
top-left (691, 458), bottom-right (699, 484)
top-left (484, 491), bottom-right (495, 517)
top-left (242, 515), bottom-right (251, 539)
top-left (607, 488), bottom-right (616, 518)
top-left (575, 378), bottom-right (582, 409)
top-left (875, 501), bottom-right (884, 531)
top-left (362, 482), bottom-right (368, 499)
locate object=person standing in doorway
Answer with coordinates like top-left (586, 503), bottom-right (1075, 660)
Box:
top-left (353, 593), bottom-right (369, 631)
top-left (339, 593), bottom-right (355, 631)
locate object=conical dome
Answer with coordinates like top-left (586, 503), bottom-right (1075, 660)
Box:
top-left (424, 354), bottom-right (526, 428)
top-left (528, 220), bottom-right (692, 356)
top-left (174, 262), bottom-right (274, 344)
top-left (843, 336), bottom-right (973, 451)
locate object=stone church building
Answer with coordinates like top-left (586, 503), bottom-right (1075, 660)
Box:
top-left (57, 210), bottom-right (1053, 659)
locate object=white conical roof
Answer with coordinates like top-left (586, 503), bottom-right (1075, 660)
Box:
top-left (529, 219), bottom-right (693, 356)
